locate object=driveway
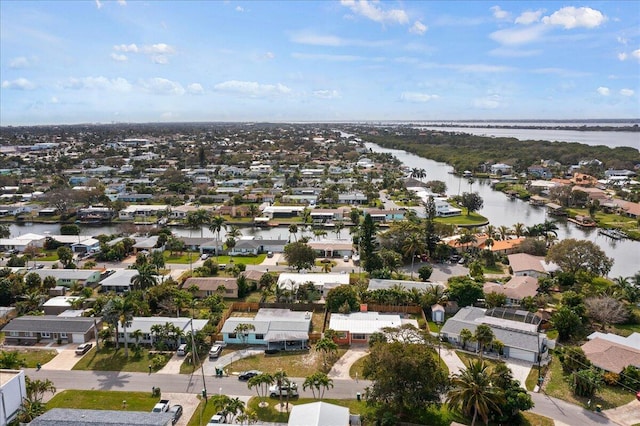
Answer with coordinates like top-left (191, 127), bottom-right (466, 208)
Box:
top-left (260, 253), bottom-right (283, 267)
top-left (201, 347), bottom-right (264, 376)
top-left (505, 359), bottom-right (532, 387)
top-left (42, 343), bottom-right (92, 370)
top-left (328, 346), bottom-right (369, 380)
top-left (603, 399), bottom-right (640, 426)
top-left (161, 392), bottom-right (200, 426)
top-left (157, 352), bottom-right (185, 374)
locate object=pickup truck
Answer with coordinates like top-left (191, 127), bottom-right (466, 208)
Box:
top-left (152, 399), bottom-right (170, 413)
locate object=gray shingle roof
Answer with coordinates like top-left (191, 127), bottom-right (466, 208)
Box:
top-left (29, 408), bottom-right (172, 426)
top-left (2, 316), bottom-right (99, 333)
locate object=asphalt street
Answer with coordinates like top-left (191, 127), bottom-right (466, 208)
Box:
top-left (26, 368), bottom-right (370, 400)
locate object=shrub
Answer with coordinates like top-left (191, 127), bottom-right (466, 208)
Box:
top-left (620, 365), bottom-right (640, 389)
top-left (572, 368), bottom-right (603, 397)
top-left (603, 372), bottom-right (620, 386)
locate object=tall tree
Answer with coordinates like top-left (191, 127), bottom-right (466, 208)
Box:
top-left (360, 213), bottom-right (379, 273)
top-left (460, 192), bottom-right (484, 216)
top-left (546, 238), bottom-right (613, 276)
top-left (283, 241), bottom-right (316, 272)
top-left (303, 372), bottom-right (334, 400)
top-left (208, 215), bottom-right (227, 259)
top-left (474, 324), bottom-right (495, 359)
top-left (446, 360), bottom-right (505, 426)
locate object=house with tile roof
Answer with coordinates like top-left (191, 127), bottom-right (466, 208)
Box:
top-left (581, 332), bottom-right (640, 374)
top-left (507, 253), bottom-right (558, 278)
top-left (483, 276), bottom-right (539, 306)
top-left (2, 315), bottom-right (101, 344)
top-left (183, 277), bottom-right (238, 298)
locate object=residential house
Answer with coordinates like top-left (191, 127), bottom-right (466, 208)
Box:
top-left (228, 238), bottom-right (288, 256)
top-left (581, 332), bottom-right (640, 374)
top-left (1, 315), bottom-right (101, 344)
top-left (42, 296), bottom-right (83, 315)
top-left (288, 402), bottom-right (350, 426)
top-left (481, 237), bottom-right (525, 255)
top-left (262, 205), bottom-right (305, 219)
top-left (0, 369), bottom-right (27, 426)
top-left (329, 311), bottom-right (418, 345)
top-left (277, 273), bottom-right (350, 298)
top-left (310, 208), bottom-right (347, 224)
top-left (77, 206), bottom-right (115, 223)
top-left (118, 204), bottom-right (168, 220)
top-left (307, 240), bottom-right (354, 259)
top-left (220, 308), bottom-right (311, 351)
top-left (508, 253), bottom-right (557, 278)
top-left (527, 165), bottom-right (552, 179)
top-left (31, 269), bottom-right (102, 288)
top-left (362, 208), bottom-right (404, 222)
top-left (0, 232), bottom-right (47, 251)
top-left (99, 269), bottom-right (139, 293)
top-left (440, 307), bottom-right (553, 363)
top-left (28, 409), bottom-right (172, 426)
top-left (120, 317), bottom-right (210, 347)
top-left (183, 277), bottom-right (239, 298)
top-left (483, 276), bottom-right (539, 306)
top-left (367, 278), bottom-right (444, 293)
top-left (491, 163), bottom-right (513, 175)
top-left (338, 192), bottom-right (368, 205)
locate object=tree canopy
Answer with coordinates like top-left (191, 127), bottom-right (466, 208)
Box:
top-left (546, 238), bottom-right (613, 276)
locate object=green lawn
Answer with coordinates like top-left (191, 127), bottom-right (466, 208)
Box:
top-left (482, 264), bottom-right (506, 274)
top-left (1, 349), bottom-right (58, 368)
top-left (543, 354), bottom-right (636, 409)
top-left (435, 212), bottom-right (489, 226)
top-left (46, 389), bottom-right (157, 411)
top-left (525, 364), bottom-right (548, 391)
top-left (455, 351), bottom-right (502, 369)
top-left (521, 412), bottom-right (555, 426)
top-left (72, 347), bottom-right (171, 373)
top-left (349, 355), bottom-right (368, 379)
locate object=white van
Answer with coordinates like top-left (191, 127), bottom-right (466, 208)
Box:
top-left (177, 344), bottom-right (188, 356)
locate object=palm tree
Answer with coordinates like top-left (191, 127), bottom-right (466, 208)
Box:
top-left (460, 328), bottom-right (473, 351)
top-left (513, 222), bottom-right (525, 238)
top-left (114, 296), bottom-right (135, 358)
top-left (485, 225), bottom-right (496, 240)
top-left (303, 372), bottom-right (334, 399)
top-left (208, 215), bottom-right (227, 259)
top-left (334, 221), bottom-right (345, 239)
top-left (130, 263), bottom-right (158, 291)
top-left (186, 208), bottom-right (209, 237)
top-left (474, 324), bottom-right (495, 360)
top-left (234, 323), bottom-right (256, 346)
top-left (224, 397), bottom-right (245, 423)
top-left (321, 261), bottom-right (332, 273)
top-left (446, 360), bottom-right (505, 426)
top-left (25, 376), bottom-right (56, 403)
top-left (288, 223), bottom-right (298, 242)
top-left (403, 234), bottom-right (425, 279)
top-left (497, 225), bottom-right (511, 241)
top-left (315, 337), bottom-right (338, 368)
top-left (247, 372), bottom-right (274, 402)
top-left (273, 370), bottom-right (289, 408)
top-left (457, 232), bottom-right (477, 252)
top-left (313, 229), bottom-right (327, 241)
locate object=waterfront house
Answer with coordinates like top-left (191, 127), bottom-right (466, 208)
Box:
top-left (507, 253), bottom-right (557, 278)
top-left (483, 276), bottom-right (539, 306)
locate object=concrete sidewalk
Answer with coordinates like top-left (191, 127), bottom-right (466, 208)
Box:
top-left (603, 399), bottom-right (640, 426)
top-left (42, 342), bottom-right (91, 370)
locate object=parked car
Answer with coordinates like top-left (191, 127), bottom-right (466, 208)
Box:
top-left (343, 255), bottom-right (350, 262)
top-left (169, 405), bottom-right (183, 425)
top-left (75, 343), bottom-right (93, 355)
top-left (177, 344), bottom-right (188, 356)
top-left (200, 253), bottom-right (209, 260)
top-left (269, 382), bottom-right (299, 398)
top-left (209, 344), bottom-right (222, 359)
top-left (267, 251), bottom-right (274, 258)
top-left (238, 370), bottom-right (262, 381)
top-left (208, 412), bottom-right (226, 424)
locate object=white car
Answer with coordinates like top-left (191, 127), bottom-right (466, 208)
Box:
top-left (269, 382), bottom-right (299, 398)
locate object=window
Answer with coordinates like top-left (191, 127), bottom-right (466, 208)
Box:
top-left (228, 333), bottom-right (237, 339)
top-left (352, 333), bottom-right (366, 340)
top-left (41, 332), bottom-right (51, 338)
top-left (9, 331), bottom-right (18, 337)
top-left (60, 333), bottom-right (67, 338)
top-left (255, 334), bottom-right (264, 340)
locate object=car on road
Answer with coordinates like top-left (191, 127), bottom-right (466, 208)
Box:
top-left (75, 343), bottom-right (93, 355)
top-left (238, 370), bottom-right (262, 381)
top-left (269, 382), bottom-right (299, 398)
top-left (207, 412), bottom-right (226, 424)
top-left (168, 404), bottom-right (183, 425)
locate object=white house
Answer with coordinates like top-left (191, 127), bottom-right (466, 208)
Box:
top-left (491, 163), bottom-right (513, 175)
top-left (329, 312), bottom-right (418, 345)
top-left (288, 402), bottom-right (350, 426)
top-left (121, 317), bottom-right (210, 346)
top-left (99, 269), bottom-right (139, 293)
top-left (0, 369), bottom-right (27, 425)
top-left (277, 273), bottom-right (350, 297)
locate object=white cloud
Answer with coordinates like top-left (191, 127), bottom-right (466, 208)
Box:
top-left (633, 49), bottom-right (640, 60)
top-left (263, 52), bottom-right (275, 60)
top-left (1, 78), bottom-right (36, 90)
top-left (9, 57), bottom-right (31, 68)
top-left (489, 24), bottom-right (547, 45)
top-left (292, 52), bottom-right (367, 62)
top-left (313, 90), bottom-right (340, 99)
top-left (236, 6), bottom-right (244, 12)
top-left (409, 21), bottom-right (427, 35)
top-left (531, 68), bottom-right (590, 77)
top-left (400, 92), bottom-right (439, 102)
top-left (143, 43), bottom-right (175, 54)
top-left (95, 0), bottom-right (102, 9)
top-left (340, 0), bottom-right (409, 25)
top-left (117, 0), bottom-right (126, 5)
top-left (50, 96), bottom-right (59, 104)
top-left (618, 52), bottom-right (628, 61)
top-left (597, 87), bottom-right (610, 96)
top-left (473, 95), bottom-right (502, 109)
top-left (61, 76), bottom-right (132, 92)
top-left (214, 80), bottom-right (292, 97)
top-left (542, 7), bottom-right (606, 29)
top-left (617, 36), bottom-right (628, 45)
top-left (110, 53), bottom-right (127, 62)
top-left (114, 44), bottom-right (139, 53)
top-left (290, 32), bottom-right (390, 48)
top-left (490, 6), bottom-right (511, 20)
top-left (140, 78), bottom-right (185, 95)
top-left (620, 88), bottom-right (635, 97)
top-left (515, 10), bottom-right (544, 25)
top-left (187, 83), bottom-right (204, 94)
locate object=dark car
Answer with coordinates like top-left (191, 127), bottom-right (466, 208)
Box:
top-left (169, 404), bottom-right (183, 425)
top-left (238, 370), bottom-right (262, 381)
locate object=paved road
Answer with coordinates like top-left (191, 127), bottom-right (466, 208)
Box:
top-left (25, 368), bottom-right (370, 400)
top-left (531, 392), bottom-right (619, 426)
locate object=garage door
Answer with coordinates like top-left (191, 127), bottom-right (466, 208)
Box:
top-left (72, 333), bottom-right (85, 343)
top-left (507, 347), bottom-right (535, 363)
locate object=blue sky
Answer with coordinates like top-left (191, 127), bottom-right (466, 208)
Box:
top-left (1, 0), bottom-right (639, 125)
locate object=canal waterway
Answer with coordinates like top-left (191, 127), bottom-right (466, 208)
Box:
top-left (364, 142), bottom-right (639, 278)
